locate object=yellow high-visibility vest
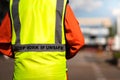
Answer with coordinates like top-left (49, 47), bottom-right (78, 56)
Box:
top-left (10, 0), bottom-right (67, 80)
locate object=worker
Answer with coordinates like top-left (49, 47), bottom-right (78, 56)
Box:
top-left (0, 0), bottom-right (84, 80)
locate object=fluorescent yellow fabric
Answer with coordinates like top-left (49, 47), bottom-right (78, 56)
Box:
top-left (13, 52), bottom-right (66, 80)
top-left (10, 0), bottom-right (66, 44)
top-left (10, 0), bottom-right (67, 80)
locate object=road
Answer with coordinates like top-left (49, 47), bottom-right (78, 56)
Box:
top-left (67, 49), bottom-right (120, 80)
top-left (0, 49), bottom-right (120, 80)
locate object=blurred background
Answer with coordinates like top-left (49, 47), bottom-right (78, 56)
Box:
top-left (67, 0), bottom-right (120, 80)
top-left (0, 0), bottom-right (120, 80)
top-left (70, 0), bottom-right (120, 50)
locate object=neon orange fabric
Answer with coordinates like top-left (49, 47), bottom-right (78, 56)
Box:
top-left (65, 5), bottom-right (84, 59)
top-left (0, 13), bottom-right (12, 56)
top-left (0, 13), bottom-right (11, 43)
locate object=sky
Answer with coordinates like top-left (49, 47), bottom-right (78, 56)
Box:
top-left (69, 0), bottom-right (120, 18)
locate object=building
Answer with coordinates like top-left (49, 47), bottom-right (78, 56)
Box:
top-left (78, 18), bottom-right (112, 47)
top-left (78, 18), bottom-right (112, 27)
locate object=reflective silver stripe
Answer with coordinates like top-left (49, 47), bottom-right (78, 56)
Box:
top-left (12, 0), bottom-right (20, 44)
top-left (13, 44), bottom-right (65, 52)
top-left (55, 0), bottom-right (64, 44)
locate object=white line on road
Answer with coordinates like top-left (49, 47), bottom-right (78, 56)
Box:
top-left (91, 63), bottom-right (107, 80)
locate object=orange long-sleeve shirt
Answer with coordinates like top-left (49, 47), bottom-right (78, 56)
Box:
top-left (65, 5), bottom-right (84, 59)
top-left (0, 4), bottom-right (84, 58)
top-left (0, 13), bottom-right (12, 56)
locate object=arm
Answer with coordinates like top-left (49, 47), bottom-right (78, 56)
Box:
top-left (65, 4), bottom-right (85, 59)
top-left (0, 1), bottom-right (12, 57)
top-left (0, 13), bottom-right (13, 57)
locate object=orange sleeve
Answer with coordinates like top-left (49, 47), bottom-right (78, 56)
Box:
top-left (65, 4), bottom-right (85, 59)
top-left (0, 13), bottom-right (12, 57)
top-left (0, 13), bottom-right (11, 43)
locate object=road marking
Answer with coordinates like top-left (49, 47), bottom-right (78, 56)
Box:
top-left (91, 63), bottom-right (107, 80)
top-left (81, 52), bottom-right (107, 80)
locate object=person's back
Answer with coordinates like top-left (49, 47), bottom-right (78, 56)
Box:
top-left (10, 0), bottom-right (67, 80)
top-left (0, 0), bottom-right (84, 80)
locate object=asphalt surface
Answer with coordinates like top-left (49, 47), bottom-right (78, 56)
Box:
top-left (1, 49), bottom-right (120, 80)
top-left (0, 55), bottom-right (14, 80)
top-left (67, 49), bottom-right (120, 80)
